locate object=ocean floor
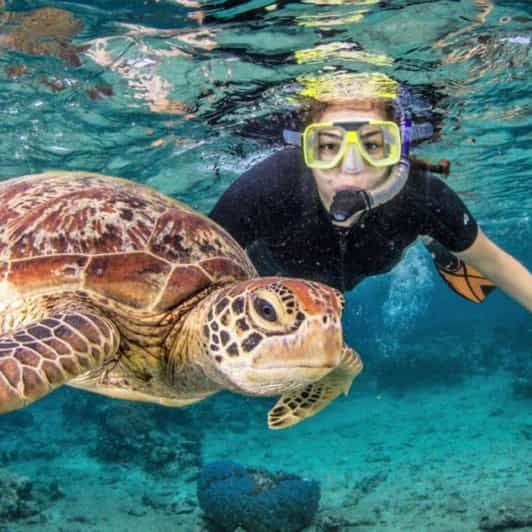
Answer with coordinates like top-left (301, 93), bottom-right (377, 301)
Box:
top-left (1, 371), bottom-right (530, 532)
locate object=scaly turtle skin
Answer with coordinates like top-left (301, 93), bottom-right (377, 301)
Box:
top-left (0, 172), bottom-right (362, 429)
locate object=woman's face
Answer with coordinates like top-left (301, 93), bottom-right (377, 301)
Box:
top-left (311, 104), bottom-right (392, 226)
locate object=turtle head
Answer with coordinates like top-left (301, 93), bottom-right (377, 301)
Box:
top-left (199, 277), bottom-right (347, 396)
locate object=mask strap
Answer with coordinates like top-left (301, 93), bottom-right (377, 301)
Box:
top-left (283, 129), bottom-right (302, 146)
top-left (411, 122), bottom-right (434, 142)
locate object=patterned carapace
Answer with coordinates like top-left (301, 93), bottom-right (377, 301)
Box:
top-left (0, 171), bottom-right (255, 313)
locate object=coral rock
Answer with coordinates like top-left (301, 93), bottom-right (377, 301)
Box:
top-left (197, 461), bottom-right (320, 532)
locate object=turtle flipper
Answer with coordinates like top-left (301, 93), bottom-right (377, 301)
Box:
top-left (268, 346), bottom-right (363, 430)
top-left (0, 311), bottom-right (119, 414)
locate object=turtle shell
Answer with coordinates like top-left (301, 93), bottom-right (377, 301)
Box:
top-left (0, 171), bottom-right (256, 312)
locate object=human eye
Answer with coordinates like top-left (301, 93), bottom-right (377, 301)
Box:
top-left (363, 140), bottom-right (382, 152)
top-left (318, 134), bottom-right (341, 158)
top-left (319, 141), bottom-right (340, 152)
top-left (361, 130), bottom-right (384, 154)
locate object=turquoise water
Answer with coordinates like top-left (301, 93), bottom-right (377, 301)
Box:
top-left (0, 1), bottom-right (530, 530)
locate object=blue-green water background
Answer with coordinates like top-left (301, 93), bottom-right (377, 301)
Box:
top-left (1, 0), bottom-right (529, 352)
top-left (0, 0), bottom-right (530, 530)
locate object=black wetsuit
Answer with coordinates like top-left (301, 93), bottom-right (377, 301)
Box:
top-left (210, 148), bottom-right (478, 292)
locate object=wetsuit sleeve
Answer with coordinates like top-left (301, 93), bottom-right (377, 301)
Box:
top-left (210, 149), bottom-right (297, 248)
top-left (419, 175), bottom-right (479, 252)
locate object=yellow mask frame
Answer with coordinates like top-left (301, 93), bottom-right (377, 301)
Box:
top-left (302, 120), bottom-right (401, 170)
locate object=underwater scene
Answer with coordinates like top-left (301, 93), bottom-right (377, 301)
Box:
top-left (0, 0), bottom-right (531, 530)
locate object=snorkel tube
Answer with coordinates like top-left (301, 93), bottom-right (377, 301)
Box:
top-left (328, 162), bottom-right (411, 222)
top-left (285, 73), bottom-right (435, 223)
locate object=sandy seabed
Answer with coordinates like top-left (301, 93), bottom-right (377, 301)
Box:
top-left (1, 372), bottom-right (531, 532)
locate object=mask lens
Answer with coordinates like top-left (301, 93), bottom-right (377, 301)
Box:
top-left (357, 123), bottom-right (400, 165)
top-left (304, 125), bottom-right (346, 169)
top-left (315, 127), bottom-right (345, 163)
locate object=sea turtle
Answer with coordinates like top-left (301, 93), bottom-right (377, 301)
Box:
top-left (0, 172), bottom-right (362, 429)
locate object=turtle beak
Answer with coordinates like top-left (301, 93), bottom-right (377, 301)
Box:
top-left (245, 317), bottom-right (343, 394)
top-left (251, 330), bottom-right (342, 373)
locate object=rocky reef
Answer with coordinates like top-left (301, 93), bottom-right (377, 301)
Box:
top-left (479, 494), bottom-right (532, 531)
top-left (0, 468), bottom-right (63, 525)
top-left (512, 362), bottom-right (532, 399)
top-left (197, 461), bottom-right (320, 532)
top-left (86, 401), bottom-right (202, 476)
top-left (0, 469), bottom-right (35, 521)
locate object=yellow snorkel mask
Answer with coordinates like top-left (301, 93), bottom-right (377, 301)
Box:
top-left (302, 120), bottom-right (401, 170)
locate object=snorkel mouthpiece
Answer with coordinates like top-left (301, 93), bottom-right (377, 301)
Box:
top-left (329, 189), bottom-right (371, 223)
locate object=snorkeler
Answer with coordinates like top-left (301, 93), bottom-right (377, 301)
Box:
top-left (210, 73), bottom-right (532, 311)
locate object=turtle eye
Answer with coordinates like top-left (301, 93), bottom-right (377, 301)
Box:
top-left (253, 296), bottom-right (277, 322)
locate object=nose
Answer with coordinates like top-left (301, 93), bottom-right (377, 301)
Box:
top-left (341, 143), bottom-right (365, 174)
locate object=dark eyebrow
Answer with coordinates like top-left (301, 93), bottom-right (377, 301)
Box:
top-left (318, 131), bottom-right (343, 140)
top-left (359, 129), bottom-right (383, 140)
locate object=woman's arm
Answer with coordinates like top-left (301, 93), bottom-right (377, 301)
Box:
top-left (455, 229), bottom-right (532, 312)
top-left (417, 173), bottom-right (531, 311)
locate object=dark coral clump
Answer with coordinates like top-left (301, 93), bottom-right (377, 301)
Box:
top-left (197, 461), bottom-right (320, 532)
top-left (90, 402), bottom-right (201, 475)
top-left (0, 469), bottom-right (35, 520)
top-left (512, 363), bottom-right (532, 399)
